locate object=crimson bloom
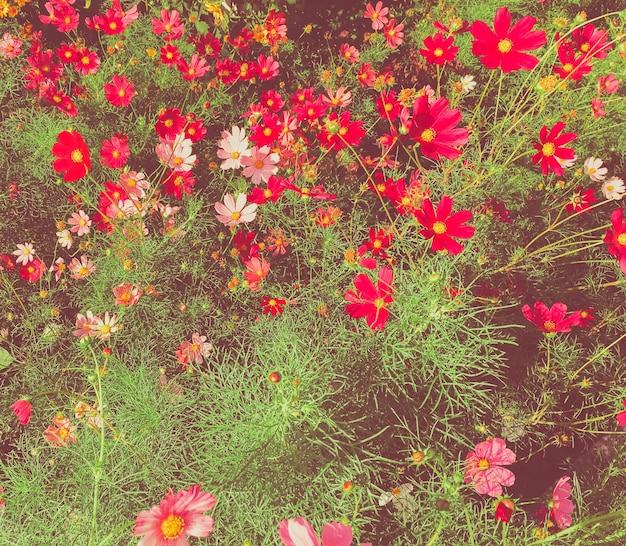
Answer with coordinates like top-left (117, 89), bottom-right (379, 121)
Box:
top-left (133, 485), bottom-right (216, 545)
top-left (104, 74), bottom-right (135, 107)
top-left (521, 301), bottom-right (581, 333)
top-left (11, 399), bottom-right (31, 425)
top-left (470, 7), bottom-right (546, 73)
top-left (317, 111), bottom-right (365, 151)
top-left (260, 296), bottom-right (286, 316)
top-left (616, 400), bottom-right (626, 427)
top-left (531, 122), bottom-right (577, 176)
top-left (494, 498), bottom-right (515, 523)
top-left (408, 95), bottom-right (469, 160)
top-left (565, 187), bottom-right (595, 214)
top-left (345, 267), bottom-right (394, 331)
top-left (420, 33), bottom-right (458, 65)
top-left (52, 130), bottom-right (91, 182)
top-left (414, 196), bottom-right (474, 255)
top-left (604, 208), bottom-right (626, 275)
top-left (464, 438), bottom-right (516, 497)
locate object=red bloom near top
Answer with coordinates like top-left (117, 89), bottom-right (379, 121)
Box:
top-left (604, 208), bottom-right (626, 275)
top-left (52, 130), bottom-right (91, 182)
top-left (408, 95), bottom-right (469, 161)
top-left (420, 33), bottom-right (459, 66)
top-left (470, 7), bottom-right (546, 73)
top-left (521, 301), bottom-right (581, 333)
top-left (414, 196), bottom-right (475, 255)
top-left (104, 74), bottom-right (135, 107)
top-left (345, 267), bottom-right (394, 331)
top-left (531, 122), bottom-right (577, 176)
top-left (317, 111), bottom-right (365, 151)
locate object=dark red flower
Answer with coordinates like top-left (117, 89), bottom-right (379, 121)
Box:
top-left (565, 187), bottom-right (595, 214)
top-left (248, 175), bottom-right (288, 204)
top-left (470, 7), bottom-right (546, 73)
top-left (617, 400), bottom-right (626, 427)
top-left (604, 208), bottom-right (626, 275)
top-left (52, 131), bottom-right (91, 182)
top-left (376, 91), bottom-right (403, 122)
top-left (494, 498), bottom-right (515, 523)
top-left (571, 23), bottom-right (612, 59)
top-left (19, 258), bottom-right (45, 283)
top-left (579, 308), bottom-right (595, 327)
top-left (261, 296), bottom-right (286, 316)
top-left (154, 108), bottom-right (186, 141)
top-left (317, 111), bottom-right (365, 151)
top-left (521, 301), bottom-right (581, 333)
top-left (414, 196), bottom-right (475, 255)
top-left (345, 267), bottom-right (394, 330)
top-left (531, 122), bottom-right (577, 176)
top-left (233, 231), bottom-right (259, 262)
top-left (408, 95), bottom-right (469, 161)
top-left (358, 228), bottom-right (394, 258)
top-left (162, 170), bottom-right (196, 199)
top-left (11, 399), bottom-right (31, 425)
top-left (420, 33), bottom-right (458, 65)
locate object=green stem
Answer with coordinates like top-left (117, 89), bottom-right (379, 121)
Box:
top-left (426, 519), bottom-right (445, 546)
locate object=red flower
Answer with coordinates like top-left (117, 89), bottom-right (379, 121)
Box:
top-left (19, 258), bottom-right (45, 283)
top-left (408, 95), bottom-right (469, 161)
top-left (616, 400), bottom-right (626, 427)
top-left (162, 170), bottom-right (196, 199)
top-left (52, 131), bottom-right (91, 182)
top-left (154, 108), bottom-right (186, 141)
top-left (104, 74), bottom-right (135, 107)
top-left (470, 7), bottom-right (546, 73)
top-left (260, 296), bottom-right (286, 316)
top-left (420, 33), bottom-right (458, 65)
top-left (604, 208), bottom-right (626, 275)
top-left (578, 308), bottom-right (595, 327)
top-left (99, 134), bottom-right (130, 169)
top-left (248, 175), bottom-right (287, 204)
top-left (11, 399), bottom-right (31, 425)
top-left (358, 228), bottom-right (394, 258)
top-left (553, 43), bottom-right (592, 81)
top-left (317, 111), bottom-right (365, 151)
top-left (160, 44), bottom-right (180, 67)
top-left (565, 187), bottom-right (595, 214)
top-left (376, 91), bottom-right (402, 122)
top-left (571, 23), bottom-right (612, 59)
top-left (414, 196), bottom-right (475, 255)
top-left (521, 301), bottom-right (581, 333)
top-left (494, 498), bottom-right (515, 523)
top-left (345, 267), bottom-right (394, 330)
top-left (531, 122), bottom-right (577, 176)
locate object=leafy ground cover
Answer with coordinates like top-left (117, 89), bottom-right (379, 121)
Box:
top-left (0, 0), bottom-right (626, 544)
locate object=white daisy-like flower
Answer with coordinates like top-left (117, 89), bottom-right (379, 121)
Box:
top-left (12, 242), bottom-right (35, 265)
top-left (214, 193), bottom-right (257, 226)
top-left (583, 157), bottom-right (608, 182)
top-left (379, 483), bottom-right (416, 512)
top-left (460, 75), bottom-right (476, 93)
top-left (56, 230), bottom-right (73, 250)
top-left (556, 154), bottom-right (577, 170)
top-left (601, 176), bottom-right (625, 200)
top-left (217, 126), bottom-right (252, 170)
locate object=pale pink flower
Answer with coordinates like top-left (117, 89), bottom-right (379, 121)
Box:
top-left (133, 485), bottom-right (216, 544)
top-left (151, 9), bottom-right (184, 40)
top-left (43, 414), bottom-right (77, 446)
top-left (556, 154), bottom-right (577, 170)
top-left (112, 0), bottom-right (139, 27)
top-left (50, 257), bottom-right (66, 281)
top-left (74, 400), bottom-right (102, 432)
top-left (217, 126), bottom-right (251, 170)
top-left (383, 19), bottom-right (404, 49)
top-left (68, 255), bottom-right (96, 280)
top-left (279, 518), bottom-right (353, 546)
top-left (598, 74), bottom-right (619, 94)
top-left (364, 2), bottom-right (389, 31)
top-left (322, 86), bottom-right (352, 109)
top-left (551, 476), bottom-right (574, 529)
top-left (56, 229), bottom-right (73, 249)
top-left (67, 210), bottom-right (92, 236)
top-left (119, 170), bottom-right (149, 199)
top-left (214, 193), bottom-right (257, 226)
top-left (244, 256), bottom-right (270, 291)
top-left (241, 145), bottom-right (279, 185)
top-left (339, 43), bottom-right (360, 63)
top-left (464, 437), bottom-right (516, 497)
top-left (73, 310), bottom-right (99, 338)
top-left (256, 54), bottom-right (280, 80)
top-left (176, 332), bottom-right (213, 369)
top-left (279, 111), bottom-right (299, 147)
top-left (93, 312), bottom-right (118, 341)
top-left (584, 157), bottom-right (608, 182)
top-left (155, 134), bottom-right (196, 172)
top-left (0, 32), bottom-right (23, 59)
top-left (113, 282), bottom-right (143, 306)
top-left (602, 177), bottom-right (625, 200)
top-left (12, 243), bottom-right (35, 265)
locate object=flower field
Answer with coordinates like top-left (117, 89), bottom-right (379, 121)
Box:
top-left (0, 0), bottom-right (626, 544)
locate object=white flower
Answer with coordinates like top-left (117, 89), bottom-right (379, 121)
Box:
top-left (12, 242), bottom-right (35, 265)
top-left (379, 483), bottom-right (416, 512)
top-left (155, 134), bottom-right (196, 172)
top-left (556, 154), bottom-right (577, 170)
top-left (602, 176), bottom-right (625, 200)
top-left (217, 126), bottom-right (252, 170)
top-left (460, 75), bottom-right (476, 93)
top-left (214, 193), bottom-right (257, 226)
top-left (584, 157), bottom-right (608, 182)
top-left (56, 230), bottom-right (73, 249)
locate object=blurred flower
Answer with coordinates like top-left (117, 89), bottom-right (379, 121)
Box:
top-left (583, 157), bottom-right (608, 182)
top-left (378, 483), bottom-right (416, 511)
top-left (604, 208), bottom-right (626, 275)
top-left (494, 498), bottom-right (515, 523)
top-left (74, 401), bottom-right (102, 432)
top-left (43, 414), bottom-right (77, 446)
top-left (601, 177), bottom-right (625, 200)
top-left (0, 32), bottom-right (22, 59)
top-left (176, 333), bottom-right (213, 369)
top-left (100, 134), bottom-right (130, 169)
top-left (550, 476), bottom-right (574, 529)
top-left (152, 9), bottom-right (184, 40)
top-left (364, 2), bottom-right (389, 31)
top-left (217, 126), bottom-right (251, 170)
top-left (414, 196), bottom-right (475, 255)
top-left (598, 74), bottom-right (619, 94)
top-left (383, 19), bottom-right (404, 49)
top-left (11, 399), bottom-right (31, 425)
top-left (616, 400), bottom-right (626, 426)
top-left (68, 255), bottom-right (96, 280)
top-left (73, 310), bottom-right (100, 338)
top-left (93, 312), bottom-right (118, 341)
top-left (464, 437), bottom-right (516, 497)
top-left (133, 485), bottom-right (216, 544)
top-left (591, 97), bottom-right (605, 118)
top-left (56, 230), bottom-right (73, 251)
top-left (460, 75), bottom-right (476, 92)
top-left (241, 145), bottom-right (279, 184)
top-left (155, 135), bottom-right (196, 172)
top-left (339, 43), bottom-right (360, 63)
top-left (521, 301), bottom-right (581, 333)
top-left (244, 256), bottom-right (270, 291)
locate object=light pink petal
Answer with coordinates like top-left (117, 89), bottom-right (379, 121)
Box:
top-left (320, 522), bottom-right (353, 546)
top-left (279, 518), bottom-right (319, 546)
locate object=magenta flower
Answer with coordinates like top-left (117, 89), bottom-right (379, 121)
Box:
top-left (133, 485), bottom-right (216, 545)
top-left (521, 301), bottom-right (581, 333)
top-left (617, 400), bottom-right (626, 427)
top-left (278, 518), bottom-right (353, 546)
top-left (464, 438), bottom-right (516, 497)
top-left (551, 476), bottom-right (574, 530)
top-left (11, 399), bottom-right (31, 425)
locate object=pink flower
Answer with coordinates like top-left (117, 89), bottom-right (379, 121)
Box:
top-left (278, 518), bottom-right (353, 546)
top-left (50, 257), bottom-right (66, 281)
top-left (67, 210), bottom-right (92, 236)
top-left (68, 255), bottom-right (97, 280)
top-left (255, 54), bottom-right (280, 80)
top-left (551, 476), bottom-right (574, 530)
top-left (383, 19), bottom-right (404, 49)
top-left (11, 399), bottom-right (31, 425)
top-left (0, 32), bottom-right (23, 59)
top-left (217, 126), bottom-right (251, 170)
top-left (244, 256), bottom-right (271, 291)
top-left (175, 333), bottom-right (213, 369)
top-left (616, 400), bottom-right (626, 427)
top-left (339, 43), bottom-right (360, 63)
top-left (591, 97), bottom-right (605, 118)
top-left (598, 74), bottom-right (619, 94)
top-left (73, 47), bottom-right (100, 76)
top-left (214, 193), bottom-right (257, 226)
top-left (155, 135), bottom-right (196, 172)
top-left (177, 53), bottom-right (209, 81)
top-left (100, 134), bottom-right (130, 169)
top-left (113, 283), bottom-right (142, 306)
top-left (364, 2), bottom-right (389, 31)
top-left (152, 9), bottom-right (184, 41)
top-left (73, 310), bottom-right (100, 338)
top-left (119, 170), bottom-right (149, 199)
top-left (241, 145), bottom-right (279, 185)
top-left (133, 485), bottom-right (216, 545)
top-left (464, 438), bottom-right (516, 497)
top-left (104, 74), bottom-right (135, 107)
top-left (44, 414), bottom-right (77, 446)
top-left (522, 301), bottom-right (581, 333)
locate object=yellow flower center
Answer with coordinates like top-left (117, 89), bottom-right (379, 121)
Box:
top-left (164, 119), bottom-right (174, 127)
top-left (231, 211), bottom-right (242, 221)
top-left (100, 324), bottom-right (111, 335)
top-left (118, 89), bottom-right (125, 97)
top-left (231, 151), bottom-right (240, 159)
top-left (497, 39), bottom-right (513, 53)
top-left (434, 48), bottom-right (443, 57)
top-left (79, 267), bottom-right (89, 276)
top-left (161, 514), bottom-right (185, 539)
top-left (374, 297), bottom-right (386, 309)
top-left (58, 428), bottom-right (69, 439)
top-left (81, 56), bottom-right (90, 65)
top-left (71, 149), bottom-right (84, 163)
top-left (373, 240), bottom-right (382, 248)
top-left (563, 63), bottom-right (573, 73)
top-left (269, 299), bottom-right (277, 307)
top-left (606, 185), bottom-right (614, 192)
top-left (263, 127), bottom-right (272, 136)
top-left (79, 219), bottom-right (86, 226)
top-left (392, 487), bottom-right (401, 497)
top-left (618, 234), bottom-right (626, 246)
top-left (543, 321), bottom-right (556, 332)
top-left (542, 143), bottom-right (556, 157)
top-left (432, 221), bottom-right (446, 235)
top-left (164, 24), bottom-right (172, 32)
top-left (580, 43), bottom-right (590, 52)
top-left (254, 160), bottom-right (264, 169)
top-left (421, 128), bottom-right (436, 142)
top-left (188, 68), bottom-right (195, 76)
top-left (338, 127), bottom-right (348, 136)
top-left (477, 458), bottom-right (490, 470)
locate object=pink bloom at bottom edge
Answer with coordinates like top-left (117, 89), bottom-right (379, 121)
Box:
top-left (278, 518), bottom-right (353, 546)
top-left (133, 484), bottom-right (216, 545)
top-left (464, 437), bottom-right (516, 497)
top-left (551, 476), bottom-right (574, 530)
